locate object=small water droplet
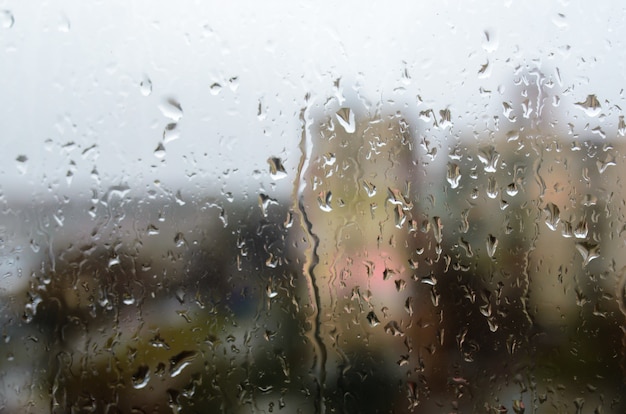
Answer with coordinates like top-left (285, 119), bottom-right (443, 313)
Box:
top-left (335, 107), bottom-right (355, 133)
top-left (575, 242), bottom-right (600, 266)
top-left (170, 350), bottom-right (197, 377)
top-left (486, 234), bottom-right (498, 258)
top-left (447, 162), bottom-right (461, 189)
top-left (210, 82), bottom-right (222, 95)
top-left (267, 157), bottom-right (287, 180)
top-left (362, 180), bottom-right (377, 197)
top-left (1, 10), bottom-right (14, 29)
top-left (544, 202), bottom-right (560, 231)
top-left (575, 95), bottom-right (601, 117)
top-left (317, 190), bottom-right (332, 212)
top-left (154, 142), bottom-right (166, 158)
top-left (159, 98), bottom-right (183, 121)
top-left (228, 76), bottom-right (239, 92)
top-left (366, 311), bottom-right (380, 327)
top-left (551, 12), bottom-right (568, 29)
top-left (163, 123), bottom-right (180, 143)
top-left (482, 30), bottom-right (499, 53)
top-left (140, 75), bottom-right (152, 96)
top-left (132, 365), bottom-right (150, 389)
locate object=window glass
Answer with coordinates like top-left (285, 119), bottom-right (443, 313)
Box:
top-left (1, 1), bottom-right (625, 412)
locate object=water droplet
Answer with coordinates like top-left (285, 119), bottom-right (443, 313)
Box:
top-left (477, 146), bottom-right (500, 173)
top-left (140, 75), bottom-right (152, 96)
top-left (1, 10), bottom-right (14, 29)
top-left (618, 115), bottom-right (626, 136)
top-left (267, 157), bottom-right (287, 180)
top-left (154, 142), bottom-right (166, 158)
top-left (544, 202), bottom-right (560, 231)
top-left (575, 94), bottom-right (601, 117)
top-left (159, 98), bottom-right (183, 121)
top-left (482, 30), bottom-right (499, 53)
top-left (317, 190), bottom-right (332, 212)
top-left (163, 123), bottom-right (180, 143)
top-left (575, 242), bottom-right (600, 266)
top-left (228, 76), bottom-right (239, 92)
top-left (258, 193), bottom-right (278, 217)
top-left (132, 365), bottom-right (150, 389)
top-left (574, 219), bottom-right (588, 239)
top-left (478, 60), bottom-right (491, 79)
top-left (367, 311), bottom-right (380, 327)
top-left (362, 180), bottom-right (377, 197)
top-left (15, 155), bottom-right (27, 174)
top-left (506, 183), bottom-right (518, 196)
top-left (551, 12), bottom-right (568, 29)
top-left (486, 234), bottom-right (498, 258)
top-left (487, 176), bottom-right (498, 199)
top-left (170, 350), bottom-right (197, 377)
top-left (384, 321), bottom-right (405, 337)
top-left (210, 82), bottom-right (222, 95)
top-left (335, 107), bottom-right (355, 133)
top-left (447, 162), bottom-right (461, 189)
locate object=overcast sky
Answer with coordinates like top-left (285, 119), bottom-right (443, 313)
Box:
top-left (1, 0), bottom-right (624, 201)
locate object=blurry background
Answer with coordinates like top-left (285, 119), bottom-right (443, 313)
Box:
top-left (1, 0), bottom-right (626, 412)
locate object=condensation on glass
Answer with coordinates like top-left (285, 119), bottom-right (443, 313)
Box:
top-left (0, 2), bottom-right (625, 413)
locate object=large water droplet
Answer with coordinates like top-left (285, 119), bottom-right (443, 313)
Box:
top-left (132, 365), bottom-right (150, 389)
top-left (575, 95), bottom-right (601, 117)
top-left (486, 234), bottom-right (498, 258)
top-left (1, 10), bottom-right (14, 28)
top-left (335, 107), bottom-right (355, 133)
top-left (154, 142), bottom-right (166, 158)
top-left (170, 350), bottom-right (197, 377)
top-left (447, 162), bottom-right (461, 189)
top-left (159, 98), bottom-right (183, 121)
top-left (544, 202), bottom-right (560, 231)
top-left (267, 157), bottom-right (287, 180)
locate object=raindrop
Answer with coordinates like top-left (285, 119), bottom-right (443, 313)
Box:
top-left (140, 75), bottom-right (153, 96)
top-left (486, 234), bottom-right (498, 258)
top-left (1, 10), bottom-right (14, 28)
top-left (258, 193), bottom-right (279, 217)
top-left (210, 82), bottom-right (222, 95)
top-left (575, 242), bottom-right (600, 266)
top-left (335, 107), bottom-right (355, 133)
top-left (544, 202), bottom-right (560, 231)
top-left (482, 30), bottom-right (499, 53)
top-left (477, 146), bottom-right (500, 172)
top-left (362, 180), bottom-right (377, 197)
top-left (159, 98), bottom-right (184, 121)
top-left (267, 157), bottom-right (287, 180)
top-left (551, 12), bottom-right (568, 29)
top-left (366, 311), bottom-right (380, 327)
top-left (154, 142), bottom-right (166, 158)
top-left (132, 365), bottom-right (151, 389)
top-left (317, 190), bottom-right (332, 212)
top-left (573, 219), bottom-right (588, 239)
top-left (384, 321), bottom-right (405, 337)
top-left (575, 95), bottom-right (601, 117)
top-left (506, 183), bottom-right (518, 196)
top-left (618, 115), bottom-right (626, 136)
top-left (447, 162), bottom-right (461, 189)
top-left (15, 155), bottom-right (27, 174)
top-left (487, 176), bottom-right (498, 199)
top-left (163, 123), bottom-right (180, 143)
top-left (170, 350), bottom-right (197, 377)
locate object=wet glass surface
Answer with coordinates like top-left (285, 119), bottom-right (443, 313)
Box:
top-left (1, 1), bottom-right (626, 412)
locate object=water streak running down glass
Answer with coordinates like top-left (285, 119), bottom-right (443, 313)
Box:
top-left (1, 1), bottom-right (626, 413)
